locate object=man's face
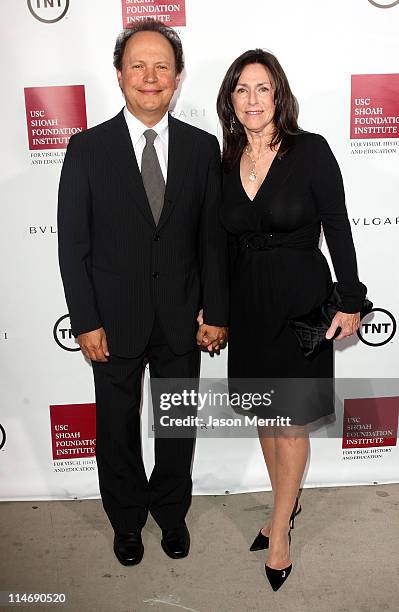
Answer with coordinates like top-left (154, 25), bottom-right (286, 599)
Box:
top-left (117, 31), bottom-right (181, 126)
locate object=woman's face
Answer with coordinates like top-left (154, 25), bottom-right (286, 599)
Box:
top-left (231, 63), bottom-right (276, 134)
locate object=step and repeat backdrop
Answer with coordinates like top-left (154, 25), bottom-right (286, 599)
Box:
top-left (1, 0), bottom-right (398, 500)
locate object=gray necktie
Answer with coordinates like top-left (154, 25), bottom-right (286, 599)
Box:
top-left (141, 129), bottom-right (165, 225)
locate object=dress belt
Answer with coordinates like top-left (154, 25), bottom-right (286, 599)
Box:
top-left (239, 232), bottom-right (283, 251)
top-left (238, 222), bottom-right (320, 252)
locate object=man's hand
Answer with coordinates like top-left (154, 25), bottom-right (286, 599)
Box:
top-left (197, 309), bottom-right (204, 326)
top-left (78, 327), bottom-right (109, 362)
top-left (197, 324), bottom-right (228, 352)
top-left (325, 312), bottom-right (360, 341)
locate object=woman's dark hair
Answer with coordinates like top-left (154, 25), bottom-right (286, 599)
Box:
top-left (217, 49), bottom-right (301, 168)
top-left (113, 20), bottom-right (184, 74)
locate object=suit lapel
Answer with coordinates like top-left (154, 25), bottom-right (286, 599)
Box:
top-left (157, 114), bottom-right (195, 230)
top-left (98, 110), bottom-right (156, 228)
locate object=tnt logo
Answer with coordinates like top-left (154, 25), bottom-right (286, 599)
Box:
top-left (357, 309), bottom-right (397, 347)
top-left (368, 1), bottom-right (399, 8)
top-left (27, 0), bottom-right (69, 23)
top-left (53, 315), bottom-right (80, 352)
top-left (0, 424), bottom-right (6, 451)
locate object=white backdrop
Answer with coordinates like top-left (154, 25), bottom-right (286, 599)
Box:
top-left (1, 0), bottom-right (398, 501)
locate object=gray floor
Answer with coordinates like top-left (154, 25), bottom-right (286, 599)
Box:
top-left (0, 484), bottom-right (398, 612)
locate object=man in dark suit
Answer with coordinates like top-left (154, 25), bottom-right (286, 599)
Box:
top-left (57, 21), bottom-right (228, 566)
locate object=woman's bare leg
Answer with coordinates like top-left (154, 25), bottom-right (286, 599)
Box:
top-left (257, 431), bottom-right (277, 536)
top-left (265, 427), bottom-right (309, 569)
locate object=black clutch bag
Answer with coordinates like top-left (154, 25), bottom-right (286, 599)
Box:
top-left (288, 283), bottom-right (373, 358)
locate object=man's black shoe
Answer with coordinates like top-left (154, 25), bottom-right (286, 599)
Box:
top-left (113, 530), bottom-right (144, 566)
top-left (161, 523), bottom-right (190, 559)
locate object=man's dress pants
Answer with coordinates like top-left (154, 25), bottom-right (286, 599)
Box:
top-left (92, 317), bottom-right (200, 533)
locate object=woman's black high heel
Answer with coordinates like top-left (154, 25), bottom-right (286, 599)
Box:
top-left (289, 497), bottom-right (301, 530)
top-left (249, 497), bottom-right (301, 551)
top-left (249, 529), bottom-right (269, 552)
top-left (265, 530), bottom-right (292, 591)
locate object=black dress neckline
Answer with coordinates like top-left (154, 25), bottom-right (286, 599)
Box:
top-left (238, 148), bottom-right (280, 203)
top-left (237, 133), bottom-right (299, 203)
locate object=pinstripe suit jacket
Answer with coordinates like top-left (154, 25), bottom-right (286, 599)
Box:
top-left (57, 110), bottom-right (229, 357)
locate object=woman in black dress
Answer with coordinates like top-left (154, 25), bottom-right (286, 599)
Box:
top-left (216, 50), bottom-right (366, 590)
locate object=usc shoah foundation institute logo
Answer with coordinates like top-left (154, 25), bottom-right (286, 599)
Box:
top-left (121, 0), bottom-right (186, 28)
top-left (342, 397), bottom-right (398, 449)
top-left (350, 74), bottom-right (399, 139)
top-left (24, 85), bottom-right (87, 151)
top-left (50, 404), bottom-right (96, 460)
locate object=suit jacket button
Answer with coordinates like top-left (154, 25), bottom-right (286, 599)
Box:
top-left (152, 272), bottom-right (159, 279)
top-left (154, 233), bottom-right (160, 241)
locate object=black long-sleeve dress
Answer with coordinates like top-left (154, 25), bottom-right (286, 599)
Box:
top-left (220, 132), bottom-right (366, 425)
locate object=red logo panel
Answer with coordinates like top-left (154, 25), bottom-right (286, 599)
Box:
top-left (50, 403), bottom-right (96, 460)
top-left (24, 85), bottom-right (87, 150)
top-left (350, 74), bottom-right (399, 139)
top-left (342, 396), bottom-right (398, 448)
top-left (121, 0), bottom-right (186, 28)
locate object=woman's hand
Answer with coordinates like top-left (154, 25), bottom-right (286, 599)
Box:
top-left (325, 311), bottom-right (360, 341)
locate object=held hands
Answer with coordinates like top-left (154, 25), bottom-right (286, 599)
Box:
top-left (196, 309), bottom-right (228, 352)
top-left (77, 313), bottom-right (228, 361)
top-left (77, 327), bottom-right (109, 362)
top-left (325, 311), bottom-right (361, 341)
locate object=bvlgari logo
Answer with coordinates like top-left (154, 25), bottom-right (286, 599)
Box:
top-left (27, 0), bottom-right (69, 23)
top-left (368, 1), bottom-right (399, 8)
top-left (29, 225), bottom-right (57, 235)
top-left (351, 216), bottom-right (399, 226)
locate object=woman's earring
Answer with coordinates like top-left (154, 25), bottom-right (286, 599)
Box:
top-left (230, 117), bottom-right (236, 134)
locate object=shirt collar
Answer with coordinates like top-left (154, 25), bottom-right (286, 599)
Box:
top-left (123, 107), bottom-right (169, 147)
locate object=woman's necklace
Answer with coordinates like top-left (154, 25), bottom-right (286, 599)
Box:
top-left (244, 145), bottom-right (257, 182)
top-left (244, 141), bottom-right (272, 183)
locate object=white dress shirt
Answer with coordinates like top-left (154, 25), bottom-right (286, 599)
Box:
top-left (123, 106), bottom-right (169, 181)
